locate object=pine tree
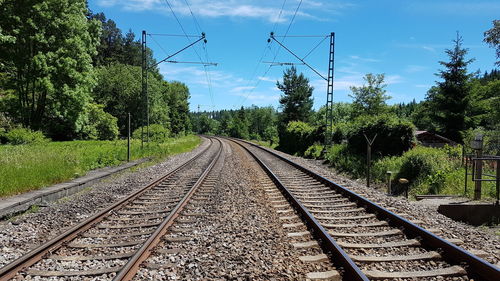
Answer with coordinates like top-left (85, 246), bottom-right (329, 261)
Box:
top-left (276, 66), bottom-right (314, 124)
top-left (427, 33), bottom-right (474, 143)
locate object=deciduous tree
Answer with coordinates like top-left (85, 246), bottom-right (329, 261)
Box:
top-left (349, 73), bottom-right (390, 117)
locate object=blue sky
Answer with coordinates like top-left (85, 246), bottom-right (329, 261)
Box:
top-left (88, 0), bottom-right (499, 112)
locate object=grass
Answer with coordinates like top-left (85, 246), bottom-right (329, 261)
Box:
top-left (0, 135), bottom-right (201, 197)
top-left (250, 139), bottom-right (278, 149)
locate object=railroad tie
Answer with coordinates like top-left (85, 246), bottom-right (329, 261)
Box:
top-left (363, 265), bottom-right (467, 279)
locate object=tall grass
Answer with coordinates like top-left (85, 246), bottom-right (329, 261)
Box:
top-left (0, 136), bottom-right (200, 197)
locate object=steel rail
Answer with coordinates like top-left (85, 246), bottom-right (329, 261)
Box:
top-left (229, 138), bottom-right (369, 281)
top-left (114, 138), bottom-right (223, 280)
top-left (0, 137), bottom-right (215, 280)
top-left (237, 138), bottom-right (500, 281)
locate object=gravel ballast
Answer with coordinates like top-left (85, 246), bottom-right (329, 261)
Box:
top-left (0, 138), bottom-right (210, 268)
top-left (260, 143), bottom-right (500, 266)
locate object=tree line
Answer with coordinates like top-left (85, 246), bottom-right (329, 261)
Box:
top-left (194, 26), bottom-right (499, 156)
top-left (0, 0), bottom-right (190, 141)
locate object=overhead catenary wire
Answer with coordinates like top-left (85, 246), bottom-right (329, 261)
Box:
top-left (237, 0), bottom-right (303, 108)
top-left (161, 0), bottom-right (216, 108)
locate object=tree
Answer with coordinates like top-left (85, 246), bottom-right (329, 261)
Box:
top-left (166, 81), bottom-right (190, 135)
top-left (427, 33), bottom-right (474, 142)
top-left (484, 20), bottom-right (500, 66)
top-left (349, 73), bottom-right (390, 117)
top-left (229, 107), bottom-right (250, 139)
top-left (0, 0), bottom-right (100, 139)
top-left (277, 66), bottom-right (314, 124)
top-left (93, 63), bottom-right (170, 135)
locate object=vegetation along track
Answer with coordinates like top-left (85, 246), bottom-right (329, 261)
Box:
top-left (232, 138), bottom-right (500, 281)
top-left (0, 137), bottom-right (222, 280)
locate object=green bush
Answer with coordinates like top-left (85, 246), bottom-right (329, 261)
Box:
top-left (372, 155), bottom-right (404, 183)
top-left (397, 146), bottom-right (451, 185)
top-left (304, 143), bottom-right (324, 159)
top-left (133, 124), bottom-right (170, 142)
top-left (325, 143), bottom-right (365, 177)
top-left (0, 127), bottom-right (48, 145)
top-left (343, 114), bottom-right (415, 157)
top-left (279, 121), bottom-right (316, 155)
top-left (79, 103), bottom-right (119, 140)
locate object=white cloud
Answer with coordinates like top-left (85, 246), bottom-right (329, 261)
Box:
top-left (405, 65), bottom-right (427, 73)
top-left (349, 55), bottom-right (381, 63)
top-left (96, 0), bottom-right (354, 23)
top-left (258, 76), bottom-right (278, 82)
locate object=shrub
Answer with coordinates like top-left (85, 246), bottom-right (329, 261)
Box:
top-left (344, 114), bottom-right (415, 157)
top-left (278, 121), bottom-right (316, 155)
top-left (304, 143), bottom-right (324, 159)
top-left (397, 146), bottom-right (450, 185)
top-left (325, 143), bottom-right (365, 177)
top-left (0, 127), bottom-right (48, 145)
top-left (79, 103), bottom-right (119, 140)
top-left (372, 155), bottom-right (404, 183)
top-left (133, 124), bottom-right (170, 142)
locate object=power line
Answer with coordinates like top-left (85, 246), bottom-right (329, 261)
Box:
top-left (162, 0), bottom-right (216, 108)
top-left (238, 0), bottom-right (304, 108)
top-left (234, 0), bottom-right (287, 108)
top-left (183, 0), bottom-right (202, 35)
top-left (283, 0), bottom-right (303, 39)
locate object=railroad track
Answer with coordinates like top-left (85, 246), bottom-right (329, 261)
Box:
top-left (0, 137), bottom-right (222, 280)
top-left (232, 138), bottom-right (500, 281)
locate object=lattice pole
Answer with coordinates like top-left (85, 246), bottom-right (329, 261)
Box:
top-left (325, 32), bottom-right (335, 146)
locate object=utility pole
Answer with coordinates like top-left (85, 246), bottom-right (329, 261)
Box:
top-left (325, 33), bottom-right (335, 146)
top-left (141, 30), bottom-right (148, 148)
top-left (141, 32), bottom-right (215, 140)
top-left (268, 32), bottom-right (335, 146)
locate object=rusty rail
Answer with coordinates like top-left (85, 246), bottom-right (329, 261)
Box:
top-left (229, 138), bottom-right (368, 281)
top-left (0, 137), bottom-right (214, 280)
top-left (235, 138), bottom-right (500, 281)
top-left (114, 138), bottom-right (223, 280)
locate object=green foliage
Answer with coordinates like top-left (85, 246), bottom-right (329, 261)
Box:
top-left (0, 136), bottom-right (200, 197)
top-left (397, 146), bottom-right (451, 185)
top-left (324, 143), bottom-right (365, 177)
top-left (349, 73), bottom-right (391, 117)
top-left (79, 103), bottom-right (119, 140)
top-left (0, 0), bottom-right (100, 139)
top-left (0, 127), bottom-right (48, 145)
top-left (372, 155), bottom-right (404, 184)
top-left (132, 124), bottom-right (170, 142)
top-left (426, 33), bottom-right (475, 143)
top-left (229, 107), bottom-right (250, 139)
top-left (279, 121), bottom-right (317, 155)
top-left (484, 20), bottom-right (500, 66)
top-left (166, 81), bottom-right (190, 136)
top-left (93, 63), bottom-right (171, 135)
top-left (304, 143), bottom-right (324, 159)
top-left (342, 114), bottom-right (415, 156)
top-left (277, 67), bottom-right (314, 124)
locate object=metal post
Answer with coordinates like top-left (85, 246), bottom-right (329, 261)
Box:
top-left (496, 159), bottom-right (499, 205)
top-left (363, 133), bottom-right (377, 188)
top-left (141, 30), bottom-right (150, 146)
top-left (464, 156), bottom-right (468, 195)
top-left (386, 171), bottom-right (392, 195)
top-left (127, 113), bottom-right (131, 162)
top-left (325, 32), bottom-right (335, 147)
top-left (367, 144), bottom-right (371, 187)
top-left (474, 149), bottom-right (483, 200)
